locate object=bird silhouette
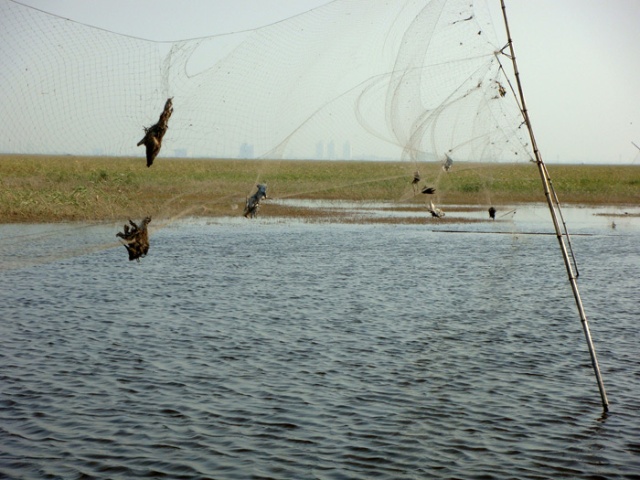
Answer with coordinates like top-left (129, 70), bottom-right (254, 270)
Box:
top-left (137, 98), bottom-right (173, 167)
top-left (116, 217), bottom-right (151, 261)
top-left (244, 184), bottom-right (268, 218)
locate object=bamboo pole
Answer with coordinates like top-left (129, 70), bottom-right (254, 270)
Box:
top-left (499, 0), bottom-right (609, 412)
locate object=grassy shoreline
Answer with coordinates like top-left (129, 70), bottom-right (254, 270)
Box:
top-left (1, 154), bottom-right (638, 223)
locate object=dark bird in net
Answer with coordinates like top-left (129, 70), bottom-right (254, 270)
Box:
top-left (442, 154), bottom-right (453, 172)
top-left (421, 186), bottom-right (436, 194)
top-left (412, 171), bottom-right (421, 193)
top-left (489, 206), bottom-right (497, 219)
top-left (116, 217), bottom-right (151, 262)
top-left (137, 98), bottom-right (173, 167)
top-left (244, 184), bottom-right (268, 218)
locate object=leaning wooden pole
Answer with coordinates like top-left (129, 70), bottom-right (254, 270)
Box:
top-left (500, 0), bottom-right (609, 412)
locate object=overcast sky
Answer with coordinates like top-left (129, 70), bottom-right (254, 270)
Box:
top-left (10, 0), bottom-right (640, 164)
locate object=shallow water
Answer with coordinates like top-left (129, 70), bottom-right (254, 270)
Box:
top-left (1, 207), bottom-right (639, 479)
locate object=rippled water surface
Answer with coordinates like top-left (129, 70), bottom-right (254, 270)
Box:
top-left (1, 208), bottom-right (639, 479)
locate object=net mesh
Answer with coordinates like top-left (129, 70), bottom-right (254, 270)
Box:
top-left (0, 0), bottom-right (532, 164)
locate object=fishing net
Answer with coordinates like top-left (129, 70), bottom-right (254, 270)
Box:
top-left (0, 1), bottom-right (616, 411)
top-left (0, 0), bottom-right (531, 164)
top-left (0, 0), bottom-right (540, 268)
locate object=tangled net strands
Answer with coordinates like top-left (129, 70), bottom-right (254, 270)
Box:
top-left (1, 0), bottom-right (531, 164)
top-left (0, 0), bottom-right (534, 264)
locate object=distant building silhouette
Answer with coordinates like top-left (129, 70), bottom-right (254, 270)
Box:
top-left (327, 140), bottom-right (335, 160)
top-left (342, 141), bottom-right (351, 160)
top-left (316, 140), bottom-right (324, 160)
top-left (173, 148), bottom-right (187, 158)
top-left (239, 142), bottom-right (254, 159)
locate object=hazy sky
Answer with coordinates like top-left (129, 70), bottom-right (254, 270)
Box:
top-left (9, 0), bottom-right (640, 164)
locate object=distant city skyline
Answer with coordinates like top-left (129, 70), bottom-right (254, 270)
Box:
top-left (2, 0), bottom-right (639, 164)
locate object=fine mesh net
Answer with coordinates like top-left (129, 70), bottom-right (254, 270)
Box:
top-left (0, 0), bottom-right (532, 165)
top-left (0, 0), bottom-right (540, 271)
top-left (1, 1), bottom-right (617, 413)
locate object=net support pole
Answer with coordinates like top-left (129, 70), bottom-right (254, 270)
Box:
top-left (500, 0), bottom-right (609, 412)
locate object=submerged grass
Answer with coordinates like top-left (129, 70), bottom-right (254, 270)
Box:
top-left (1, 154), bottom-right (638, 223)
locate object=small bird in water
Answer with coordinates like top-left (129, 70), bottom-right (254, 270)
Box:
top-left (489, 206), bottom-right (496, 219)
top-left (137, 98), bottom-right (173, 167)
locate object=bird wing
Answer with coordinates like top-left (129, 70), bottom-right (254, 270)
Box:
top-left (145, 137), bottom-right (161, 167)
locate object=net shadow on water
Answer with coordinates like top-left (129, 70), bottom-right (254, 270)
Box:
top-left (0, 211), bottom-right (639, 479)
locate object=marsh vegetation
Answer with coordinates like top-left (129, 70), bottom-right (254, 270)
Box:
top-left (1, 155), bottom-right (638, 223)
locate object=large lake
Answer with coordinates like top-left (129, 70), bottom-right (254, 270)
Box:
top-left (1, 204), bottom-right (639, 479)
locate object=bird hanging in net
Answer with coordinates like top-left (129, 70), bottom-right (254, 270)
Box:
top-left (116, 217), bottom-right (151, 261)
top-left (243, 184), bottom-right (268, 218)
top-left (411, 171), bottom-right (421, 193)
top-left (442, 154), bottom-right (453, 172)
top-left (137, 98), bottom-right (173, 167)
top-left (427, 201), bottom-right (445, 218)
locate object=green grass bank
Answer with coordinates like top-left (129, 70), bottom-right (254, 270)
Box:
top-left (1, 155), bottom-right (638, 223)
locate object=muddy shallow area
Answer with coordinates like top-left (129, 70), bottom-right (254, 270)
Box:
top-left (251, 198), bottom-right (640, 232)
